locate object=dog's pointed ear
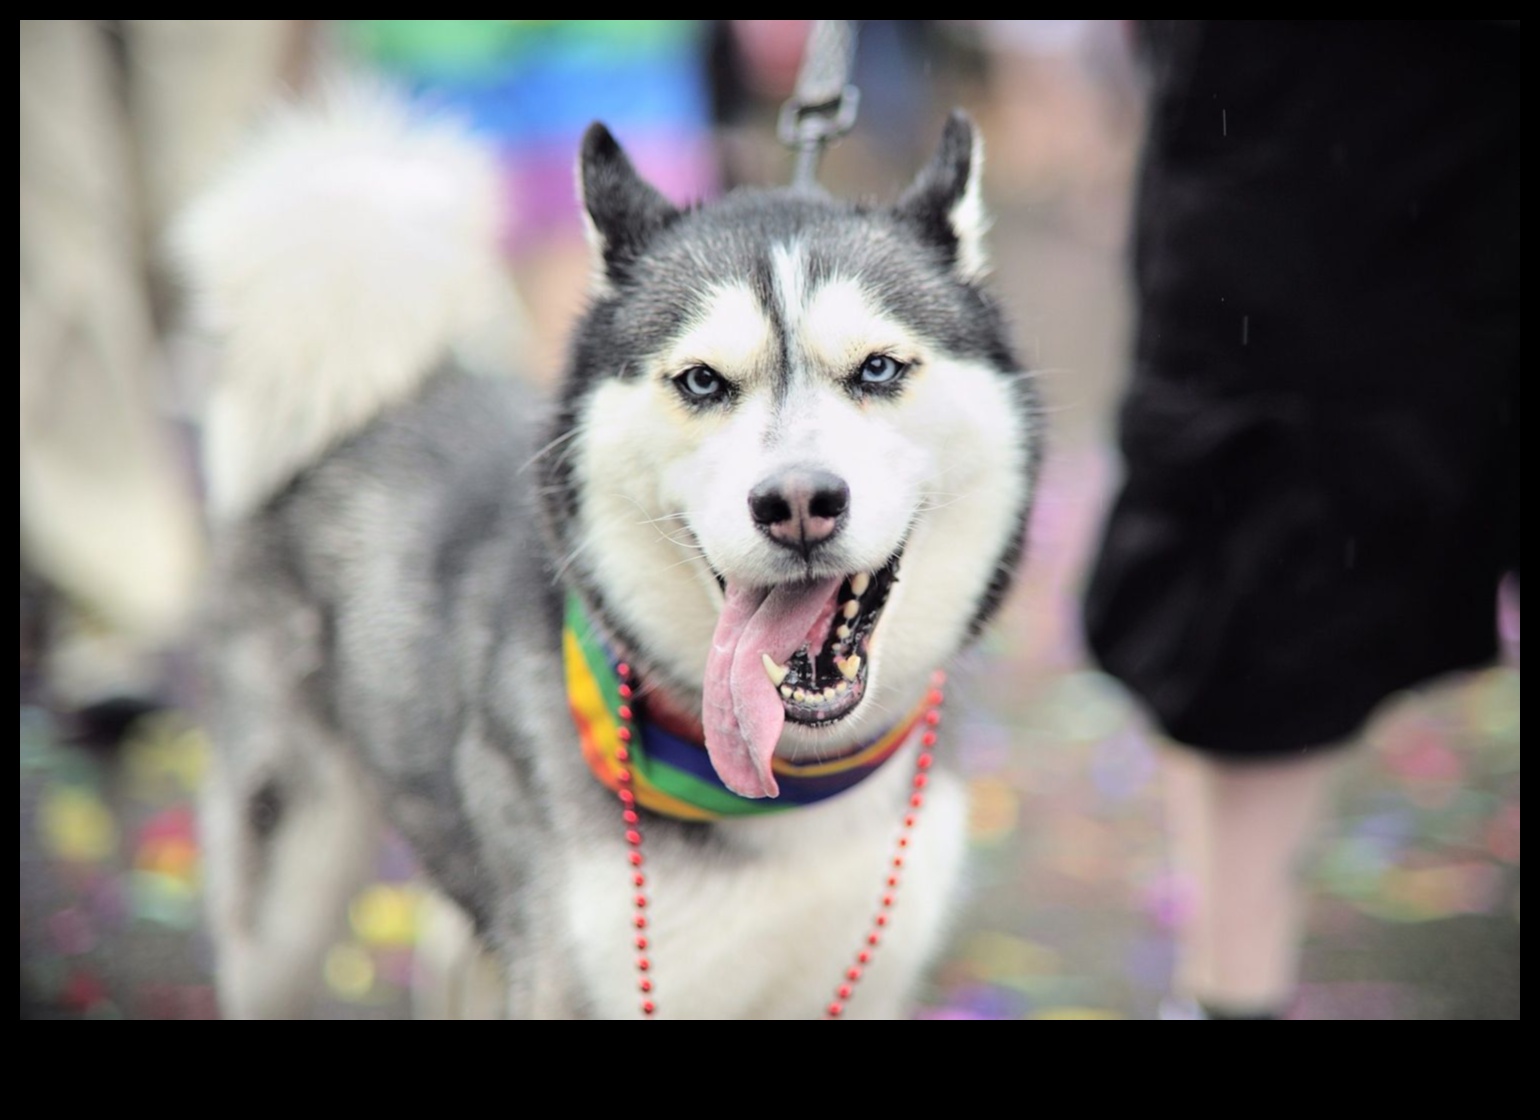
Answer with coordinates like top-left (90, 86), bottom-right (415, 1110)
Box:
top-left (579, 122), bottom-right (679, 285)
top-left (894, 111), bottom-right (989, 281)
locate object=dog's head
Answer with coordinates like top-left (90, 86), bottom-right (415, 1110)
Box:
top-left (541, 114), bottom-right (1038, 798)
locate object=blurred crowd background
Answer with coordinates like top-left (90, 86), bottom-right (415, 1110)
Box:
top-left (19, 20), bottom-right (1519, 1019)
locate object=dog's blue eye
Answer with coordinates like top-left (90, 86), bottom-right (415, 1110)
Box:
top-left (677, 365), bottom-right (726, 401)
top-left (859, 355), bottom-right (904, 385)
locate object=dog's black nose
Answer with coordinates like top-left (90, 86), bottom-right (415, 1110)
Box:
top-left (749, 468), bottom-right (849, 555)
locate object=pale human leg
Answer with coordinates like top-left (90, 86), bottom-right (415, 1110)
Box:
top-left (1161, 745), bottom-right (1343, 1017)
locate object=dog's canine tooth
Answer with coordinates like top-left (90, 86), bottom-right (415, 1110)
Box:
top-left (836, 654), bottom-right (861, 681)
top-left (841, 599), bottom-right (860, 620)
top-left (850, 572), bottom-right (870, 598)
top-left (761, 652), bottom-right (789, 687)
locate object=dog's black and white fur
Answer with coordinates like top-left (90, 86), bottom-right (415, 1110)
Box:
top-left (178, 86), bottom-right (1039, 1018)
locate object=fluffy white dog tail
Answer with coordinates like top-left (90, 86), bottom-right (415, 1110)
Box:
top-left (174, 84), bottom-right (514, 522)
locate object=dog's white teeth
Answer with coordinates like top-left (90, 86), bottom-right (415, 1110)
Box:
top-left (793, 688), bottom-right (808, 702)
top-left (780, 684), bottom-right (792, 699)
top-left (822, 686), bottom-right (836, 701)
top-left (833, 680), bottom-right (849, 695)
top-left (835, 654), bottom-right (862, 681)
top-left (761, 653), bottom-right (789, 687)
top-left (841, 599), bottom-right (860, 620)
top-left (836, 624), bottom-right (851, 641)
top-left (850, 572), bottom-right (871, 598)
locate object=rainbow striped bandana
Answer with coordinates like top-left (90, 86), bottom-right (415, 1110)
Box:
top-left (563, 594), bottom-right (924, 822)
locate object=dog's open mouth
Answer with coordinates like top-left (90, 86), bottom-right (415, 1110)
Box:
top-left (701, 553), bottom-right (901, 800)
top-left (762, 560), bottom-right (896, 726)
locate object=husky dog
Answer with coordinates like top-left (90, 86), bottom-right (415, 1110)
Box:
top-left (178, 87), bottom-right (1039, 1018)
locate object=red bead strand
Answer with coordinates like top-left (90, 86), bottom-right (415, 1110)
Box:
top-left (824, 669), bottom-right (944, 1020)
top-left (612, 665), bottom-right (656, 1018)
top-left (613, 662), bottom-right (946, 1020)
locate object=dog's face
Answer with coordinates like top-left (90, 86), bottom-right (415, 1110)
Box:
top-left (542, 115), bottom-right (1038, 798)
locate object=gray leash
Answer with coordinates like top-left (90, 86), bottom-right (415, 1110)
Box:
top-left (778, 20), bottom-right (861, 190)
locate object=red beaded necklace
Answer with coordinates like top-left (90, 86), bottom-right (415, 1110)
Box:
top-left (608, 662), bottom-right (947, 1019)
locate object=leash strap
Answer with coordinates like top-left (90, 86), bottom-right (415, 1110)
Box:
top-left (779, 19), bottom-right (861, 190)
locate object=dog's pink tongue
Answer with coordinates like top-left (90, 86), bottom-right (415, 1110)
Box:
top-left (703, 578), bottom-right (841, 798)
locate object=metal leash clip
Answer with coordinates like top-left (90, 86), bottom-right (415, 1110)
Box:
top-left (778, 20), bottom-right (861, 190)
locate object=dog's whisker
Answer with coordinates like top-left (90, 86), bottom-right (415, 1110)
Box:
top-left (551, 539), bottom-right (593, 581)
top-left (657, 552), bottom-right (712, 575)
top-left (609, 492), bottom-right (706, 554)
top-left (916, 490), bottom-right (973, 513)
top-left (520, 425), bottom-right (585, 473)
top-left (633, 511), bottom-right (691, 528)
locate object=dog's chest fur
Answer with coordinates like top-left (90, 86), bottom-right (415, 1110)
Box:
top-left (563, 762), bottom-right (968, 1018)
